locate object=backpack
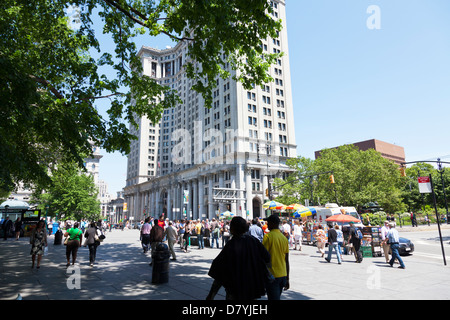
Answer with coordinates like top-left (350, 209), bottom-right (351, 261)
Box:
top-left (355, 229), bottom-right (363, 240)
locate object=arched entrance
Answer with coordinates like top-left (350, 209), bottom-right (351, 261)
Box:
top-left (252, 198), bottom-right (262, 218)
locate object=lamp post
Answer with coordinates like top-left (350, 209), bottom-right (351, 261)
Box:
top-left (437, 158), bottom-right (449, 224)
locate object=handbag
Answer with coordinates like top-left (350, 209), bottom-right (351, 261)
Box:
top-left (98, 230), bottom-right (105, 241)
top-left (64, 236), bottom-right (69, 245)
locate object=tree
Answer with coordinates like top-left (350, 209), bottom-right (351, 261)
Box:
top-left (312, 145), bottom-right (404, 213)
top-left (273, 156), bottom-right (315, 205)
top-left (32, 161), bottom-right (101, 221)
top-left (402, 162), bottom-right (450, 215)
top-left (1, 0), bottom-right (282, 191)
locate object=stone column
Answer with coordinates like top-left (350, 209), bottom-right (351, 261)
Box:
top-left (192, 179), bottom-right (198, 220)
top-left (245, 167), bottom-right (253, 220)
top-left (198, 176), bottom-right (205, 220)
top-left (208, 173), bottom-right (215, 220)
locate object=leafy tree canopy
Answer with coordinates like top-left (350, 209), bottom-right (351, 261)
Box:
top-left (31, 160), bottom-right (101, 221)
top-left (0, 0), bottom-right (282, 191)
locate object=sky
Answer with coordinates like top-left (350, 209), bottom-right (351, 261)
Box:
top-left (96, 0), bottom-right (450, 195)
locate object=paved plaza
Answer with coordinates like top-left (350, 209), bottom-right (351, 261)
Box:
top-left (0, 225), bottom-right (450, 301)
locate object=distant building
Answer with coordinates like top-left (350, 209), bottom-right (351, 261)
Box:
top-left (315, 139), bottom-right (405, 165)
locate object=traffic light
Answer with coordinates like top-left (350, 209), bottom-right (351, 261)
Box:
top-left (329, 174), bottom-right (335, 184)
top-left (265, 188), bottom-right (269, 197)
top-left (400, 167), bottom-right (406, 177)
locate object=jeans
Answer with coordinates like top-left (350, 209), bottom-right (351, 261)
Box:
top-left (337, 242), bottom-right (343, 257)
top-left (197, 235), bottom-right (204, 249)
top-left (265, 277), bottom-right (287, 300)
top-left (389, 243), bottom-right (405, 268)
top-left (326, 243), bottom-right (342, 263)
top-left (211, 236), bottom-right (219, 248)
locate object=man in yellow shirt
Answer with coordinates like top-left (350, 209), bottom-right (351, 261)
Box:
top-left (263, 214), bottom-right (290, 300)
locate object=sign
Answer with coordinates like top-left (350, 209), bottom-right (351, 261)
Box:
top-left (418, 176), bottom-right (432, 194)
top-left (183, 190), bottom-right (189, 204)
top-left (123, 203), bottom-right (128, 212)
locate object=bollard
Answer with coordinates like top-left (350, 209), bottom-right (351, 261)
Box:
top-left (151, 243), bottom-right (171, 284)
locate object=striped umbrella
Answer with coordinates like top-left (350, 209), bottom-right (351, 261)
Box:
top-left (262, 201), bottom-right (286, 210)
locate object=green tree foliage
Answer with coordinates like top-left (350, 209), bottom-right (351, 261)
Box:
top-left (0, 0), bottom-right (282, 191)
top-left (273, 156), bottom-right (315, 205)
top-left (313, 145), bottom-right (404, 213)
top-left (275, 145), bottom-right (405, 213)
top-left (402, 162), bottom-right (450, 214)
top-left (32, 161), bottom-right (101, 221)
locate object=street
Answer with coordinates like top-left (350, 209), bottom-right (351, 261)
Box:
top-left (0, 224), bottom-right (449, 301)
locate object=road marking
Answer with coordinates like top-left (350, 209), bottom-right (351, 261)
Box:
top-left (413, 251), bottom-right (450, 260)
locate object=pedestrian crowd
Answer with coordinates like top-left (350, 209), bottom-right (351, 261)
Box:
top-left (1, 211), bottom-right (408, 301)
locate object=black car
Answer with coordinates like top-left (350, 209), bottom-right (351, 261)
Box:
top-left (398, 237), bottom-right (414, 256)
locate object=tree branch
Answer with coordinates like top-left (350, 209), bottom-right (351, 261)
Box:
top-left (103, 0), bottom-right (194, 42)
top-left (29, 75), bottom-right (65, 100)
top-left (74, 92), bottom-right (125, 103)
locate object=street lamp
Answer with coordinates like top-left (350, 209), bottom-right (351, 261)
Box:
top-left (437, 158), bottom-right (450, 224)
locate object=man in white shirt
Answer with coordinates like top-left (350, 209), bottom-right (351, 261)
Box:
top-left (387, 223), bottom-right (405, 269)
top-left (380, 221), bottom-right (390, 263)
top-left (165, 221), bottom-right (178, 261)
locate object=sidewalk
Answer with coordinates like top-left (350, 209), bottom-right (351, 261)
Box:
top-left (0, 228), bottom-right (449, 300)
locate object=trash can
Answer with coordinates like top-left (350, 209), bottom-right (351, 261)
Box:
top-left (151, 243), bottom-right (171, 284)
top-left (54, 229), bottom-right (63, 245)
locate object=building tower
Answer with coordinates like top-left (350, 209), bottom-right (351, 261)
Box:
top-left (124, 0), bottom-right (297, 222)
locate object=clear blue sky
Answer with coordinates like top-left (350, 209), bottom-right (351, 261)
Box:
top-left (98, 0), bottom-right (450, 195)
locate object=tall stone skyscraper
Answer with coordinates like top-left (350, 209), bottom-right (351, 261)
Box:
top-left (124, 0), bottom-right (297, 221)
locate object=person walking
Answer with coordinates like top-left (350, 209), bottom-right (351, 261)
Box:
top-left (64, 222), bottom-right (83, 267)
top-left (221, 221), bottom-right (231, 247)
top-left (211, 223), bottom-right (220, 248)
top-left (206, 216), bottom-right (271, 300)
top-left (149, 221), bottom-right (164, 266)
top-left (325, 224), bottom-right (342, 264)
top-left (165, 221), bottom-right (178, 261)
top-left (183, 221), bottom-right (191, 253)
top-left (315, 225), bottom-right (327, 258)
top-left (14, 217), bottom-right (23, 240)
top-left (380, 221), bottom-right (391, 263)
top-left (293, 220), bottom-right (303, 251)
top-left (195, 219), bottom-right (204, 250)
top-left (47, 219), bottom-right (53, 236)
top-left (2, 217), bottom-right (13, 240)
top-left (281, 219), bottom-right (292, 248)
top-left (262, 214), bottom-right (290, 300)
top-left (178, 219), bottom-right (186, 250)
top-left (84, 222), bottom-right (100, 267)
top-left (348, 221), bottom-right (363, 263)
top-left (248, 218), bottom-right (264, 242)
top-left (335, 224), bottom-right (344, 261)
top-left (387, 223), bottom-right (405, 269)
top-left (140, 217), bottom-right (151, 254)
top-left (30, 220), bottom-right (48, 269)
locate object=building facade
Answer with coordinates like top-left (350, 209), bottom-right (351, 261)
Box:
top-left (123, 0), bottom-right (297, 222)
top-left (315, 139), bottom-right (406, 165)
